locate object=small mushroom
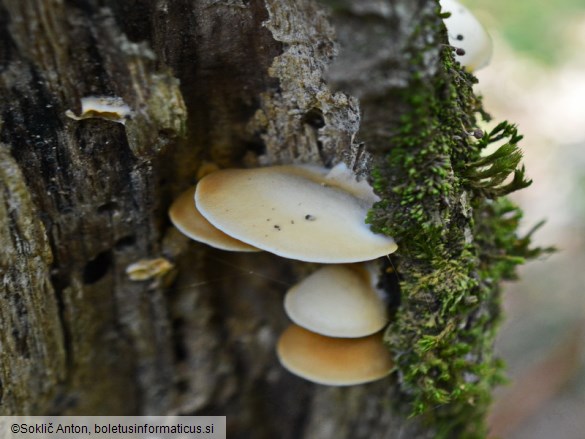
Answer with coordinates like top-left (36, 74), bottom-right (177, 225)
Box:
top-left (195, 164), bottom-right (397, 263)
top-left (65, 96), bottom-right (132, 124)
top-left (284, 264), bottom-right (388, 337)
top-left (126, 257), bottom-right (174, 281)
top-left (277, 324), bottom-right (393, 386)
top-left (169, 186), bottom-right (259, 252)
top-left (440, 0), bottom-right (493, 71)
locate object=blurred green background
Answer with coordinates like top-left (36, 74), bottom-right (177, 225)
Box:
top-left (459, 1), bottom-right (585, 438)
top-left (466, 0), bottom-right (585, 65)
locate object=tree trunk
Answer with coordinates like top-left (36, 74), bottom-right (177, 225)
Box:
top-left (0, 1), bottom-right (531, 438)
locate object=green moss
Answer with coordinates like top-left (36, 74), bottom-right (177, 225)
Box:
top-left (366, 4), bottom-right (549, 438)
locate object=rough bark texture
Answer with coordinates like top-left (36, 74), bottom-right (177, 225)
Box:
top-left (0, 0), bottom-right (485, 437)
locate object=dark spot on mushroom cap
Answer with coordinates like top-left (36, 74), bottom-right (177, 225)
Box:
top-left (456, 34), bottom-right (464, 41)
top-left (456, 48), bottom-right (466, 56)
top-left (274, 225), bottom-right (281, 231)
top-left (305, 214), bottom-right (316, 221)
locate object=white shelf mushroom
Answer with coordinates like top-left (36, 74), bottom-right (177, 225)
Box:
top-left (284, 264), bottom-right (388, 338)
top-left (169, 186), bottom-right (259, 252)
top-left (195, 164), bottom-right (397, 263)
top-left (440, 0), bottom-right (493, 71)
top-left (277, 324), bottom-right (393, 386)
top-left (65, 96), bottom-right (132, 124)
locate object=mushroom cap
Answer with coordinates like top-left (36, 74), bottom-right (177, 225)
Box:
top-left (65, 96), bottom-right (132, 124)
top-left (195, 165), bottom-right (397, 263)
top-left (276, 324), bottom-right (393, 386)
top-left (440, 0), bottom-right (493, 71)
top-left (284, 264), bottom-right (388, 337)
top-left (169, 186), bottom-right (259, 252)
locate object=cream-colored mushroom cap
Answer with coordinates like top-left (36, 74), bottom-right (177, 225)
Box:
top-left (284, 264), bottom-right (388, 337)
top-left (65, 96), bottom-right (132, 124)
top-left (169, 186), bottom-right (259, 252)
top-left (195, 165), bottom-right (397, 263)
top-left (440, 0), bottom-right (493, 71)
top-left (277, 324), bottom-right (393, 386)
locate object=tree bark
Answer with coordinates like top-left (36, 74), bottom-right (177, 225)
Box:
top-left (0, 0), bottom-right (508, 438)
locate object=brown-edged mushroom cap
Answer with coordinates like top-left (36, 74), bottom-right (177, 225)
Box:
top-left (169, 186), bottom-right (259, 252)
top-left (276, 324), bottom-right (393, 386)
top-left (284, 264), bottom-right (388, 337)
top-left (195, 165), bottom-right (397, 263)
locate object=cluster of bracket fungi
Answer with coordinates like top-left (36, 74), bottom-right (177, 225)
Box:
top-left (168, 0), bottom-right (492, 386)
top-left (170, 163), bottom-right (397, 385)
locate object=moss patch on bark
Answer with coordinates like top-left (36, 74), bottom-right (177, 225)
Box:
top-left (367, 5), bottom-right (547, 438)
